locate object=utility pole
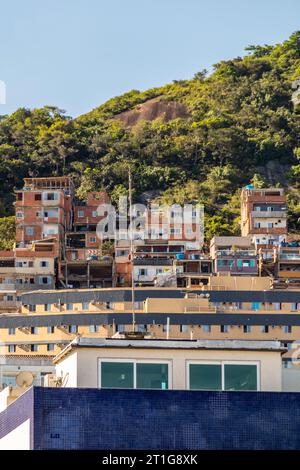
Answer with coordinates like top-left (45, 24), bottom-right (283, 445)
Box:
top-left (129, 167), bottom-right (136, 332)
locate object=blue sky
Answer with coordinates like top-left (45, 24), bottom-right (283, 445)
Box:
top-left (0, 0), bottom-right (299, 117)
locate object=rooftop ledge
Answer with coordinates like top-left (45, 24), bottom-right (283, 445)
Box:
top-left (53, 337), bottom-right (286, 363)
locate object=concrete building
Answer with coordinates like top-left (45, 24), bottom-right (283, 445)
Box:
top-left (240, 186), bottom-right (287, 259)
top-left (2, 281), bottom-right (300, 362)
top-left (210, 236), bottom-right (258, 276)
top-left (54, 337), bottom-right (285, 391)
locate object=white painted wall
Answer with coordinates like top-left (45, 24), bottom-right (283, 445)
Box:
top-left (56, 347), bottom-right (283, 391)
top-left (55, 352), bottom-right (78, 387)
top-left (0, 419), bottom-right (30, 450)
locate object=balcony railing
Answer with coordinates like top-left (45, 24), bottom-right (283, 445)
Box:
top-left (279, 254), bottom-right (300, 260)
top-left (251, 211), bottom-right (287, 218)
top-left (216, 250), bottom-right (256, 257)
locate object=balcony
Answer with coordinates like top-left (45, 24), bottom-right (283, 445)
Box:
top-left (251, 211), bottom-right (287, 218)
top-left (216, 250), bottom-right (256, 257)
top-left (279, 254), bottom-right (300, 260)
top-left (0, 283), bottom-right (16, 291)
top-left (0, 300), bottom-right (21, 311)
top-left (133, 258), bottom-right (173, 266)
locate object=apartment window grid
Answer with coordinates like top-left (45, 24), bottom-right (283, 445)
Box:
top-left (8, 345), bottom-right (16, 353)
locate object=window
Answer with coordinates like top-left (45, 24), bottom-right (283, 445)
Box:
top-left (16, 212), bottom-right (23, 219)
top-left (202, 325), bottom-right (211, 333)
top-left (163, 324), bottom-right (171, 332)
top-left (220, 325), bottom-right (229, 333)
top-left (283, 325), bottom-right (292, 334)
top-left (82, 302), bottom-right (89, 310)
top-left (44, 304), bottom-right (51, 312)
top-left (252, 302), bottom-right (261, 311)
top-left (92, 210), bottom-right (98, 217)
top-left (38, 276), bottom-right (52, 285)
top-left (116, 324), bottom-right (125, 333)
top-left (36, 211), bottom-right (41, 217)
top-left (89, 325), bottom-right (98, 333)
top-left (34, 194), bottom-right (41, 201)
top-left (89, 237), bottom-right (96, 243)
top-left (137, 325), bottom-right (147, 333)
top-left (47, 344), bottom-right (55, 351)
top-left (8, 345), bottom-right (16, 353)
top-left (101, 361), bottom-right (134, 389)
top-left (40, 261), bottom-right (49, 268)
top-left (254, 222), bottom-right (261, 228)
top-left (243, 325), bottom-right (252, 333)
top-left (31, 344), bottom-right (38, 352)
top-left (99, 360), bottom-right (169, 390)
top-left (138, 269), bottom-right (148, 276)
top-left (217, 259), bottom-right (234, 267)
top-left (42, 192), bottom-right (58, 201)
top-left (44, 208), bottom-right (58, 218)
top-left (31, 327), bottom-right (38, 334)
top-left (6, 295), bottom-right (14, 301)
top-left (224, 364), bottom-right (257, 391)
top-left (189, 364), bottom-right (222, 390)
top-left (136, 363), bottom-right (168, 390)
top-left (25, 227), bottom-right (34, 236)
top-left (170, 228), bottom-right (182, 235)
top-left (268, 222), bottom-right (274, 228)
top-left (188, 362), bottom-right (258, 391)
top-left (261, 325), bottom-right (269, 333)
top-left (291, 303), bottom-right (298, 311)
top-left (17, 193), bottom-right (23, 201)
top-left (47, 326), bottom-right (54, 334)
top-left (78, 210), bottom-right (85, 218)
top-left (237, 259), bottom-right (256, 268)
top-left (8, 327), bottom-right (15, 335)
top-left (180, 325), bottom-right (189, 333)
top-left (66, 303), bottom-right (73, 311)
top-left (68, 325), bottom-right (77, 334)
top-left (29, 305), bottom-right (36, 312)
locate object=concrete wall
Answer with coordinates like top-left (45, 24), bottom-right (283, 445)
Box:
top-left (55, 347), bottom-right (282, 391)
top-left (282, 367), bottom-right (300, 391)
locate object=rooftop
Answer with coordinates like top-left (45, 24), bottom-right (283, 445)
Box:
top-left (53, 337), bottom-right (286, 363)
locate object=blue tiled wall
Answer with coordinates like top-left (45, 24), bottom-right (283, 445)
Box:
top-left (30, 387), bottom-right (300, 450)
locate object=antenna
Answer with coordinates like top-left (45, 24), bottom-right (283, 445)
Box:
top-left (129, 167), bottom-right (136, 333)
top-left (16, 371), bottom-right (34, 388)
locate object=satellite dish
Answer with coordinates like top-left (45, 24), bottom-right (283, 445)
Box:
top-left (16, 371), bottom-right (34, 388)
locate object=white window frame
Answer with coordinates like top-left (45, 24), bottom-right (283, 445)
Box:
top-left (98, 358), bottom-right (172, 390)
top-left (186, 360), bottom-right (260, 391)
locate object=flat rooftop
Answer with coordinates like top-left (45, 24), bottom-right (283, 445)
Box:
top-left (54, 337), bottom-right (286, 363)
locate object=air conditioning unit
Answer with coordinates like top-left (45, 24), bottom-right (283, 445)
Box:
top-left (43, 373), bottom-right (58, 387)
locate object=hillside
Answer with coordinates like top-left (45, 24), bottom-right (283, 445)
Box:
top-left (0, 31), bottom-right (299, 246)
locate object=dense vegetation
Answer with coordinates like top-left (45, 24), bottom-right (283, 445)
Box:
top-left (0, 32), bottom-right (299, 247)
